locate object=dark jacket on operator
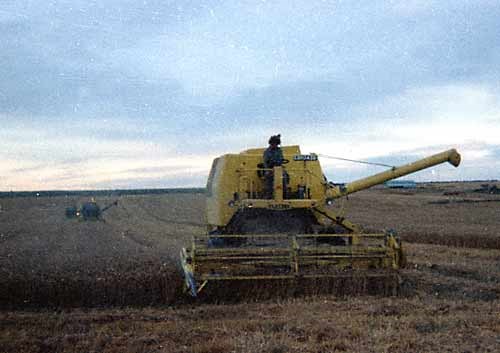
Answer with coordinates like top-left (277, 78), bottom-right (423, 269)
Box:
top-left (263, 146), bottom-right (284, 168)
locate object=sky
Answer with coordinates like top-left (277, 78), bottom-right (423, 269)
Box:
top-left (1, 0), bottom-right (500, 190)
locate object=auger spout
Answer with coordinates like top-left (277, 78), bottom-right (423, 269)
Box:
top-left (101, 200), bottom-right (119, 214)
top-left (326, 149), bottom-right (461, 199)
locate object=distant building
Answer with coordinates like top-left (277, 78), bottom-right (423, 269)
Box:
top-left (384, 180), bottom-right (417, 189)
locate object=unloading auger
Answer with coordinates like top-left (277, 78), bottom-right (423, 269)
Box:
top-left (180, 146), bottom-right (461, 298)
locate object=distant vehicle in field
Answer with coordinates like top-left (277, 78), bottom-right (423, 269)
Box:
top-left (65, 199), bottom-right (118, 221)
top-left (474, 183), bottom-right (500, 194)
top-left (384, 180), bottom-right (417, 189)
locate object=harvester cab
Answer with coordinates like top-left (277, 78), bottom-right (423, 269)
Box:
top-left (65, 199), bottom-right (118, 221)
top-left (180, 146), bottom-right (461, 298)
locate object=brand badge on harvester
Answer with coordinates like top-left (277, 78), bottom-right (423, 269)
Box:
top-left (293, 154), bottom-right (318, 161)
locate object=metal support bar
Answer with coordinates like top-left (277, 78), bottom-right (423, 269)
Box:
top-left (273, 166), bottom-right (284, 201)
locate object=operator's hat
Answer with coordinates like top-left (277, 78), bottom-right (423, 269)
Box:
top-left (268, 134), bottom-right (281, 145)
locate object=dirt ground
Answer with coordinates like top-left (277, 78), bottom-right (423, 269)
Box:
top-left (1, 182), bottom-right (499, 352)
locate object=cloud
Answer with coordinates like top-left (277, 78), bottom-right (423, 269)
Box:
top-left (357, 83), bottom-right (500, 147)
top-left (0, 132), bottom-right (213, 190)
top-left (293, 82), bottom-right (500, 154)
top-left (298, 83), bottom-right (500, 182)
top-left (0, 117), bottom-right (214, 190)
top-left (1, 1), bottom-right (500, 189)
top-left (2, 79), bottom-right (500, 190)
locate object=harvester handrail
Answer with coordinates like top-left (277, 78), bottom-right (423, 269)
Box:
top-left (237, 166), bottom-right (324, 199)
top-left (238, 166), bottom-right (316, 173)
top-left (237, 166), bottom-right (327, 189)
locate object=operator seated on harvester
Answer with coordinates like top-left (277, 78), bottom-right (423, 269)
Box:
top-left (262, 134), bottom-right (290, 199)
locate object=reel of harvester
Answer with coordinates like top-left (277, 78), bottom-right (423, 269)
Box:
top-left (181, 145), bottom-right (460, 299)
top-left (181, 232), bottom-right (404, 299)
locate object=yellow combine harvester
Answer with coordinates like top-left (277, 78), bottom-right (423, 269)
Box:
top-left (180, 146), bottom-right (461, 298)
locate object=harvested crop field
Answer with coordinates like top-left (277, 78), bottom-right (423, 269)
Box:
top-left (1, 182), bottom-right (499, 352)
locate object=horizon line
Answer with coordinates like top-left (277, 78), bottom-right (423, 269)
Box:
top-left (1, 179), bottom-right (498, 194)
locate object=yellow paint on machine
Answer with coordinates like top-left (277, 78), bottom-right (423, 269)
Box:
top-left (181, 145), bottom-right (461, 297)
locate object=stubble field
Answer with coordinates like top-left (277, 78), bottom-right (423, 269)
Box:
top-left (1, 182), bottom-right (499, 352)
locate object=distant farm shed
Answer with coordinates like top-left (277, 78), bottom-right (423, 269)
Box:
top-left (384, 180), bottom-right (417, 189)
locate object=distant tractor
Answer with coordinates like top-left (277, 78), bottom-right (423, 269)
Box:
top-left (65, 199), bottom-right (118, 221)
top-left (474, 183), bottom-right (500, 194)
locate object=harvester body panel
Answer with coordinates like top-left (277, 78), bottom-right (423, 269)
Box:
top-left (206, 145), bottom-right (326, 228)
